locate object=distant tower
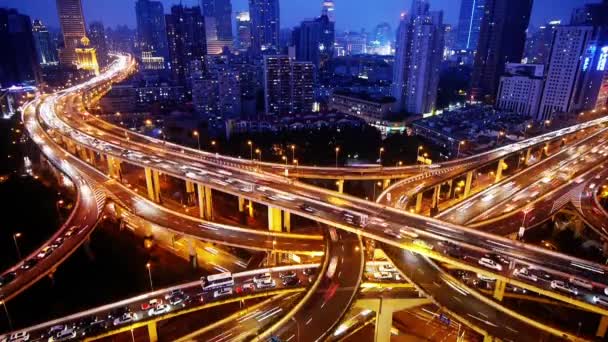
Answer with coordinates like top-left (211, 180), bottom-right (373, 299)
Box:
top-left (248, 0), bottom-right (280, 55)
top-left (236, 11), bottom-right (252, 51)
top-left (75, 36), bottom-right (100, 75)
top-left (322, 1), bottom-right (336, 23)
top-left (32, 19), bottom-right (58, 66)
top-left (56, 0), bottom-right (87, 67)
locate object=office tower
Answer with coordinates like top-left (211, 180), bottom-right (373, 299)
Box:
top-left (249, 0), bottom-right (280, 55)
top-left (106, 25), bottom-right (136, 54)
top-left (236, 12), bottom-right (252, 51)
top-left (496, 63), bottom-right (544, 116)
top-left (201, 0), bottom-right (233, 41)
top-left (570, 0), bottom-right (608, 26)
top-left (471, 0), bottom-right (533, 103)
top-left (75, 36), bottom-right (99, 75)
top-left (165, 5), bottom-right (207, 85)
top-left (523, 21), bottom-right (561, 65)
top-left (455, 0), bottom-right (485, 51)
top-left (264, 55), bottom-right (291, 115)
top-left (370, 22), bottom-right (392, 55)
top-left (537, 26), bottom-right (595, 121)
top-left (135, 0), bottom-right (169, 61)
top-left (321, 1), bottom-right (336, 23)
top-left (218, 67), bottom-right (242, 118)
top-left (291, 62), bottom-right (314, 114)
top-left (32, 19), bottom-right (58, 66)
top-left (192, 77), bottom-right (219, 115)
top-left (391, 1), bottom-right (444, 115)
top-left (56, 0), bottom-right (87, 67)
top-left (0, 9), bottom-right (40, 86)
top-left (88, 22), bottom-right (109, 68)
top-left (296, 20), bottom-right (322, 67)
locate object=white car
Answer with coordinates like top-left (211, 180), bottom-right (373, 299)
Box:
top-left (255, 279), bottom-right (276, 289)
top-left (253, 273), bottom-right (272, 284)
top-left (413, 239), bottom-right (434, 250)
top-left (48, 328), bottom-right (76, 342)
top-left (37, 246), bottom-right (54, 259)
top-left (513, 268), bottom-right (538, 282)
top-left (594, 296), bottom-right (608, 307)
top-left (550, 280), bottom-right (579, 296)
top-left (113, 312), bottom-right (137, 326)
top-left (6, 332), bottom-right (29, 342)
top-left (148, 304), bottom-right (171, 316)
top-left (478, 258), bottom-right (503, 271)
top-left (569, 277), bottom-right (593, 290)
top-left (378, 264), bottom-right (396, 273)
top-left (373, 272), bottom-right (393, 280)
top-left (213, 287), bottom-right (233, 298)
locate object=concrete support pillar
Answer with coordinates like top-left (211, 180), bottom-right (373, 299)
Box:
top-left (87, 148), bottom-right (96, 166)
top-left (248, 200), bottom-right (254, 218)
top-left (464, 171), bottom-right (474, 198)
top-left (268, 206), bottom-right (283, 232)
top-left (204, 186), bottom-right (213, 220)
top-left (524, 148), bottom-right (532, 166)
top-left (196, 184), bottom-right (213, 220)
top-left (597, 315), bottom-right (608, 337)
top-left (495, 159), bottom-right (506, 184)
top-left (337, 179), bottom-right (345, 194)
top-left (431, 185), bottom-right (440, 209)
top-left (185, 181), bottom-right (196, 206)
top-left (382, 179), bottom-right (391, 190)
top-left (238, 197), bottom-right (245, 213)
top-left (147, 321), bottom-right (158, 342)
top-left (187, 238), bottom-right (198, 269)
top-left (283, 211), bottom-right (291, 233)
top-left (493, 279), bottom-right (507, 301)
top-left (483, 334), bottom-right (493, 342)
top-left (77, 145), bottom-right (87, 161)
top-left (543, 142), bottom-right (550, 157)
top-left (145, 167), bottom-right (156, 202)
top-left (197, 184), bottom-right (206, 219)
top-left (107, 156), bottom-right (121, 180)
top-left (415, 192), bottom-right (423, 214)
top-left (447, 179), bottom-right (454, 199)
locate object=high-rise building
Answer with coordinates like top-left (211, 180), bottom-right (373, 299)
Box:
top-left (291, 62), bottom-right (314, 114)
top-left (455, 0), bottom-right (485, 51)
top-left (32, 19), bottom-right (58, 66)
top-left (392, 1), bottom-right (444, 115)
top-left (369, 22), bottom-right (392, 55)
top-left (249, 0), bottom-right (280, 55)
top-left (471, 0), bottom-right (533, 103)
top-left (236, 12), bottom-right (252, 51)
top-left (75, 36), bottom-right (99, 75)
top-left (295, 15), bottom-right (334, 68)
top-left (264, 55), bottom-right (291, 115)
top-left (321, 1), bottom-right (336, 23)
top-left (135, 0), bottom-right (169, 61)
top-left (0, 9), bottom-right (40, 86)
top-left (56, 0), bottom-right (87, 67)
top-left (537, 26), bottom-right (595, 121)
top-left (496, 63), bottom-right (544, 116)
top-left (88, 22), bottom-right (109, 68)
top-left (165, 5), bottom-right (207, 85)
top-left (200, 0), bottom-right (233, 41)
top-left (523, 21), bottom-right (561, 65)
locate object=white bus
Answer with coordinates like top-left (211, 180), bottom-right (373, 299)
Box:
top-left (201, 272), bottom-right (234, 291)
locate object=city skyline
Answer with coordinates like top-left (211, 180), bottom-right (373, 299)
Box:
top-left (3, 0), bottom-right (597, 32)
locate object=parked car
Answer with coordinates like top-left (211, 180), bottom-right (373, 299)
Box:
top-left (478, 258), bottom-right (502, 271)
top-left (550, 280), bottom-right (579, 296)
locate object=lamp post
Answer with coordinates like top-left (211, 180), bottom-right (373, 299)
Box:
top-left (247, 141), bottom-right (253, 161)
top-left (193, 131), bottom-right (201, 150)
top-left (456, 141), bottom-right (466, 158)
top-left (335, 147), bottom-right (340, 168)
top-left (12, 233), bottom-right (22, 260)
top-left (146, 263), bottom-right (154, 291)
top-left (379, 147), bottom-right (385, 167)
top-left (0, 298), bottom-right (12, 330)
top-left (256, 149), bottom-right (262, 162)
top-left (496, 131), bottom-right (505, 145)
top-left (293, 159), bottom-right (299, 173)
top-left (416, 146), bottom-right (423, 164)
top-left (291, 145), bottom-right (296, 162)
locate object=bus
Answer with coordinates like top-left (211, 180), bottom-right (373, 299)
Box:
top-left (201, 272), bottom-right (234, 291)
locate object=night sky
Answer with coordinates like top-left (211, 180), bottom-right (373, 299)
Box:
top-left (3, 0), bottom-right (597, 32)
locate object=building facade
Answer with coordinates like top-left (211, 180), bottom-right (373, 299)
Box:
top-left (0, 9), bottom-right (40, 87)
top-left (263, 55), bottom-right (292, 115)
top-left (248, 0), bottom-right (280, 55)
top-left (455, 0), bottom-right (485, 51)
top-left (56, 0), bottom-right (87, 67)
top-left (135, 0), bottom-right (169, 62)
top-left (32, 19), bottom-right (58, 66)
top-left (496, 63), bottom-right (544, 116)
top-left (200, 0), bottom-right (233, 41)
top-left (88, 22), bottom-right (109, 68)
top-left (165, 5), bottom-right (207, 85)
top-left (236, 12), bottom-right (252, 51)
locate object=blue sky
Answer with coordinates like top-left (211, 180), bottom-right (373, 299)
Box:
top-left (3, 0), bottom-right (596, 31)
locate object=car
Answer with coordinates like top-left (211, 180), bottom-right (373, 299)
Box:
top-left (378, 264), bottom-right (396, 273)
top-left (148, 304), bottom-right (171, 316)
top-left (51, 238), bottom-right (64, 249)
top-left (0, 272), bottom-right (17, 288)
top-left (299, 204), bottom-right (316, 213)
top-left (279, 271), bottom-right (297, 279)
top-left (513, 268), bottom-right (538, 282)
top-left (569, 277), bottom-right (593, 291)
top-left (164, 289), bottom-right (184, 300)
top-left (47, 325), bottom-right (66, 337)
top-left (236, 283), bottom-right (255, 294)
top-left (37, 246), bottom-right (54, 259)
top-left (550, 280), bottom-right (579, 296)
top-left (141, 299), bottom-right (163, 311)
top-left (113, 312), bottom-right (137, 326)
top-left (49, 328), bottom-right (77, 342)
top-left (485, 253), bottom-right (509, 265)
top-left (6, 332), bottom-right (29, 342)
top-left (107, 307), bottom-right (130, 319)
top-left (373, 272), bottom-right (393, 281)
top-left (478, 258), bottom-right (502, 271)
top-left (282, 276), bottom-right (300, 287)
top-left (253, 273), bottom-right (272, 284)
top-left (594, 296), bottom-right (608, 307)
top-left (20, 259), bottom-right (38, 270)
top-left (302, 268), bottom-right (315, 276)
top-left (413, 239), bottom-right (434, 250)
top-left (213, 287), bottom-right (233, 298)
top-left (256, 279), bottom-right (276, 289)
top-left (64, 229), bottom-right (76, 238)
top-left (83, 319), bottom-right (107, 335)
top-left (528, 268), bottom-right (552, 281)
top-left (383, 229), bottom-right (402, 240)
top-left (169, 294), bottom-right (189, 306)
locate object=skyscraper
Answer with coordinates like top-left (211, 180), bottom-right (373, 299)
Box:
top-left (321, 1), bottom-right (336, 23)
top-left (455, 0), bottom-right (485, 51)
top-left (392, 1), bottom-right (444, 115)
top-left (496, 63), bottom-right (545, 116)
top-left (201, 0), bottom-right (233, 41)
top-left (88, 22), bottom-right (109, 68)
top-left (249, 0), bottom-right (280, 55)
top-left (32, 19), bottom-right (58, 66)
top-left (291, 62), bottom-right (315, 114)
top-left (470, 0), bottom-right (533, 103)
top-left (56, 0), bottom-right (87, 67)
top-left (0, 9), bottom-right (40, 86)
top-left (523, 21), bottom-right (561, 65)
top-left (264, 55), bottom-right (291, 115)
top-left (165, 5), bottom-right (207, 85)
top-left (236, 11), bottom-right (252, 51)
top-left (135, 0), bottom-right (169, 61)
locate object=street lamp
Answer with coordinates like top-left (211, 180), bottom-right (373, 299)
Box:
top-left (12, 233), bottom-right (22, 260)
top-left (456, 141), bottom-right (466, 158)
top-left (293, 159), bottom-right (299, 173)
top-left (379, 147), bottom-right (385, 167)
top-left (0, 298), bottom-right (12, 330)
top-left (146, 262), bottom-right (154, 291)
top-left (247, 141), bottom-right (253, 161)
top-left (193, 131), bottom-right (201, 150)
top-left (416, 146), bottom-right (424, 164)
top-left (255, 148), bottom-right (262, 162)
top-left (496, 131), bottom-right (505, 145)
top-left (282, 155), bottom-right (288, 166)
top-left (335, 147), bottom-right (340, 168)
top-left (290, 145), bottom-right (296, 162)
